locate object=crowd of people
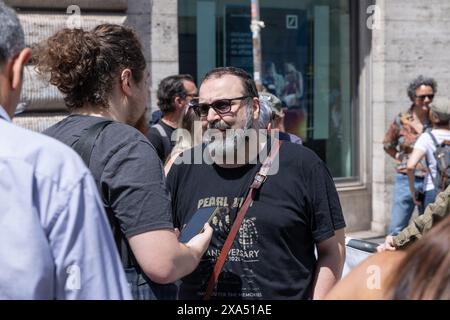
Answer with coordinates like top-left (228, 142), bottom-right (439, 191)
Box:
top-left (1, 1), bottom-right (449, 300)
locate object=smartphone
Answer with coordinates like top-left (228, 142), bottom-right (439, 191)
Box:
top-left (179, 207), bottom-right (219, 243)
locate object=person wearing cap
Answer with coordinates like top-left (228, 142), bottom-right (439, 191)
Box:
top-left (405, 96), bottom-right (450, 211)
top-left (259, 92), bottom-right (302, 144)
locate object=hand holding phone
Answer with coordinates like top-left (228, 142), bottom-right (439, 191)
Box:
top-left (179, 207), bottom-right (219, 243)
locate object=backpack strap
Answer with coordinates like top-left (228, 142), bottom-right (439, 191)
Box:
top-left (426, 131), bottom-right (442, 190)
top-left (73, 120), bottom-right (113, 167)
top-left (427, 131), bottom-right (439, 147)
top-left (152, 123), bottom-right (173, 159)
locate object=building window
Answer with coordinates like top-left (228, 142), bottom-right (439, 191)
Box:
top-left (179, 0), bottom-right (355, 179)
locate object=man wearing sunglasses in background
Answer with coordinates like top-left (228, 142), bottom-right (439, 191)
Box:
top-left (167, 67), bottom-right (346, 300)
top-left (383, 75), bottom-right (437, 237)
top-left (147, 74), bottom-right (197, 162)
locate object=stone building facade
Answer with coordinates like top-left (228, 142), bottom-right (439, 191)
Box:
top-left (5, 0), bottom-right (450, 234)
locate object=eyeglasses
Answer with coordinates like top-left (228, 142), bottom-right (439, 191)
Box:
top-left (189, 96), bottom-right (251, 117)
top-left (415, 94), bottom-right (434, 101)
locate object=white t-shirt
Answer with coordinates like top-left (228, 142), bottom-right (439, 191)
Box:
top-left (414, 129), bottom-right (450, 191)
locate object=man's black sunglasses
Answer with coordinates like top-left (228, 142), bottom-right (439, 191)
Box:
top-left (189, 96), bottom-right (251, 117)
top-left (415, 94), bottom-right (434, 101)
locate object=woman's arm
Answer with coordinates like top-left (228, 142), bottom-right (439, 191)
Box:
top-left (406, 148), bottom-right (426, 205)
top-left (324, 251), bottom-right (405, 300)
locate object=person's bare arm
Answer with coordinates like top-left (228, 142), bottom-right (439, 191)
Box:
top-left (128, 223), bottom-right (212, 284)
top-left (164, 152), bottom-right (182, 176)
top-left (325, 251), bottom-right (405, 300)
top-left (406, 148), bottom-right (426, 205)
top-left (311, 228), bottom-right (346, 299)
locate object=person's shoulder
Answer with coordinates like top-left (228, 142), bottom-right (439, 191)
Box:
top-left (325, 251), bottom-right (406, 300)
top-left (1, 121), bottom-right (89, 184)
top-left (168, 144), bottom-right (204, 176)
top-left (416, 130), bottom-right (434, 146)
top-left (433, 129), bottom-right (450, 141)
top-left (278, 140), bottom-right (322, 168)
top-left (100, 121), bottom-right (152, 146)
top-left (146, 124), bottom-right (165, 143)
top-left (99, 121), bottom-right (160, 161)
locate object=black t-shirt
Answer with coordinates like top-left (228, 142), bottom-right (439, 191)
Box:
top-left (167, 141), bottom-right (346, 300)
top-left (44, 115), bottom-right (173, 266)
top-left (146, 119), bottom-right (176, 162)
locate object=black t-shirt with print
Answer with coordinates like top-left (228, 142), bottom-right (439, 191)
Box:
top-left (167, 141), bottom-right (346, 300)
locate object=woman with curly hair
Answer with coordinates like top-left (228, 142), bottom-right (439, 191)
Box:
top-left (35, 24), bottom-right (212, 300)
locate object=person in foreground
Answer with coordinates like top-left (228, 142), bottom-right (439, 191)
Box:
top-left (167, 67), bottom-right (346, 300)
top-left (326, 214), bottom-right (450, 300)
top-left (0, 1), bottom-right (131, 299)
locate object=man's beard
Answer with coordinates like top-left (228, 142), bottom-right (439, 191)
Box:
top-left (203, 107), bottom-right (254, 161)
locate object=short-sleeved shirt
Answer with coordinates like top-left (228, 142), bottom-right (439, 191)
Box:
top-left (0, 111), bottom-right (131, 299)
top-left (146, 119), bottom-right (176, 162)
top-left (167, 141), bottom-right (346, 300)
top-left (383, 108), bottom-right (430, 176)
top-left (44, 115), bottom-right (173, 266)
top-left (414, 129), bottom-right (450, 191)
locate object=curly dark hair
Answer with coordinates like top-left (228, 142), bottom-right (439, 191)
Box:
top-left (407, 75), bottom-right (438, 101)
top-left (157, 74), bottom-right (195, 115)
top-left (34, 24), bottom-right (146, 110)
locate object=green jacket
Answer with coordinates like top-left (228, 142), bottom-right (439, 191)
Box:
top-left (393, 185), bottom-right (450, 249)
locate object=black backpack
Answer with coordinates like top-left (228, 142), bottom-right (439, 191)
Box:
top-left (427, 132), bottom-right (450, 192)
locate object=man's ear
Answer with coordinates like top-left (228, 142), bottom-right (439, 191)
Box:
top-left (11, 48), bottom-right (31, 90)
top-left (174, 96), bottom-right (183, 109)
top-left (252, 97), bottom-right (260, 121)
top-left (120, 69), bottom-right (133, 96)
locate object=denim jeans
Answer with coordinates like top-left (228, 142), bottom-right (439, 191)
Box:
top-left (424, 188), bottom-right (438, 210)
top-left (389, 173), bottom-right (425, 235)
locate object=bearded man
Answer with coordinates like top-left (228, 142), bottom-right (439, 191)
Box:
top-left (166, 67), bottom-right (346, 300)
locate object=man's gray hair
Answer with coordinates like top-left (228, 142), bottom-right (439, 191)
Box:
top-left (407, 75), bottom-right (437, 101)
top-left (0, 1), bottom-right (25, 65)
top-left (258, 94), bottom-right (272, 129)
